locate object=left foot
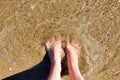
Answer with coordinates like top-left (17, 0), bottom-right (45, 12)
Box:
top-left (46, 37), bottom-right (62, 64)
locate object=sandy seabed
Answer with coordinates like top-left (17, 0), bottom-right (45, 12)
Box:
top-left (0, 0), bottom-right (120, 80)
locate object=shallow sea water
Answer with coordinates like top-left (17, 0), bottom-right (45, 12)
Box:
top-left (0, 0), bottom-right (120, 80)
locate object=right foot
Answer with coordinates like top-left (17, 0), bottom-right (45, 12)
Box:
top-left (66, 38), bottom-right (84, 80)
top-left (66, 38), bottom-right (81, 66)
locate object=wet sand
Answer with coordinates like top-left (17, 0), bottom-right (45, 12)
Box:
top-left (0, 0), bottom-right (120, 80)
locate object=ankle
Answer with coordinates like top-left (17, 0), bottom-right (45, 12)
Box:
top-left (51, 62), bottom-right (62, 71)
top-left (67, 54), bottom-right (79, 64)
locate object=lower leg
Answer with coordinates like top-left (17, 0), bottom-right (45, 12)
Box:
top-left (48, 60), bottom-right (61, 80)
top-left (67, 53), bottom-right (84, 80)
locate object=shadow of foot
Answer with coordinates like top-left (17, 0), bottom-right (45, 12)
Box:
top-left (2, 52), bottom-right (50, 80)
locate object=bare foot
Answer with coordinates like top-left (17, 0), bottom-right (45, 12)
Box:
top-left (46, 37), bottom-right (62, 80)
top-left (46, 37), bottom-right (62, 64)
top-left (66, 38), bottom-right (81, 66)
top-left (66, 38), bottom-right (84, 80)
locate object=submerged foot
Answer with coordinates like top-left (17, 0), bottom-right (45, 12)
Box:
top-left (46, 37), bottom-right (62, 64)
top-left (66, 38), bottom-right (81, 66)
top-left (46, 36), bottom-right (62, 80)
top-left (65, 38), bottom-right (84, 80)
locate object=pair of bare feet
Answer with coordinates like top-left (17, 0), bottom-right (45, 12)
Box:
top-left (46, 37), bottom-right (84, 80)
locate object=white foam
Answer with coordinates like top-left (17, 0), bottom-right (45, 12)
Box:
top-left (9, 68), bottom-right (12, 71)
top-left (30, 4), bottom-right (36, 10)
